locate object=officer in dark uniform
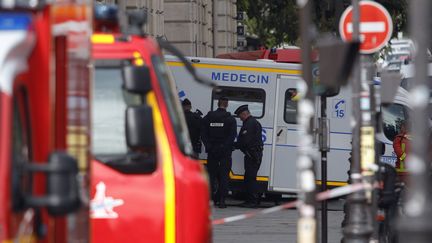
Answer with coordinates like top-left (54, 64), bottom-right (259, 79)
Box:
top-left (234, 104), bottom-right (263, 208)
top-left (182, 98), bottom-right (202, 157)
top-left (201, 97), bottom-right (237, 208)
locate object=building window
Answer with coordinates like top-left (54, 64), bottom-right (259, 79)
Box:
top-left (284, 88), bottom-right (298, 124)
top-left (211, 86), bottom-right (265, 118)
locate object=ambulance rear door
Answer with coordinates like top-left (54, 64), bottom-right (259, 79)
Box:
top-left (268, 74), bottom-right (302, 192)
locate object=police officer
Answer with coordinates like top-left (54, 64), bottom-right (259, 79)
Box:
top-left (201, 97), bottom-right (237, 208)
top-left (182, 98), bottom-right (202, 156)
top-left (234, 104), bottom-right (263, 208)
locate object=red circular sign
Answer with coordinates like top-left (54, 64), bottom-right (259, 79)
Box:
top-left (339, 1), bottom-right (393, 54)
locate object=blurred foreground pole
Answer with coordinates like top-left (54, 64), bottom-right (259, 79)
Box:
top-left (397, 0), bottom-right (432, 242)
top-left (297, 0), bottom-right (317, 242)
top-left (342, 0), bottom-right (373, 242)
top-left (320, 96), bottom-right (328, 243)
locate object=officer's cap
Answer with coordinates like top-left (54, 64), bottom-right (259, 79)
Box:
top-left (234, 104), bottom-right (249, 116)
top-left (182, 98), bottom-right (191, 106)
top-left (218, 96), bottom-right (228, 102)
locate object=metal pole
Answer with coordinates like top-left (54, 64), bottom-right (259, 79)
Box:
top-left (320, 96), bottom-right (328, 243)
top-left (365, 56), bottom-right (381, 242)
top-left (342, 0), bottom-right (373, 242)
top-left (297, 0), bottom-right (317, 242)
top-left (397, 0), bottom-right (432, 241)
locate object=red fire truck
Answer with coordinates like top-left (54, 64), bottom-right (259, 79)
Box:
top-left (90, 4), bottom-right (211, 243)
top-left (0, 1), bottom-right (92, 243)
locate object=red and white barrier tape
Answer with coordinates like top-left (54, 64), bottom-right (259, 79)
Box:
top-left (212, 182), bottom-right (375, 225)
top-left (212, 201), bottom-right (297, 225)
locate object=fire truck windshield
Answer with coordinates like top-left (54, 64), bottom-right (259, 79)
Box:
top-left (92, 65), bottom-right (141, 157)
top-left (151, 55), bottom-right (193, 155)
top-left (92, 58), bottom-right (192, 159)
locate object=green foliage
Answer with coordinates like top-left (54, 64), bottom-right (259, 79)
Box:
top-left (238, 0), bottom-right (408, 48)
top-left (237, 0), bottom-right (299, 47)
top-left (375, 0), bottom-right (408, 35)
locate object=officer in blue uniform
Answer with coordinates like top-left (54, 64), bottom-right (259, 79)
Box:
top-left (234, 104), bottom-right (263, 208)
top-left (201, 97), bottom-right (237, 208)
top-left (182, 98), bottom-right (202, 157)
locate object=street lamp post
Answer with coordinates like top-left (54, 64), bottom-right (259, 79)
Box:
top-left (342, 0), bottom-right (373, 242)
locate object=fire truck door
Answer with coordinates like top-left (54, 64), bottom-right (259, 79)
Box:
top-left (0, 12), bottom-right (36, 242)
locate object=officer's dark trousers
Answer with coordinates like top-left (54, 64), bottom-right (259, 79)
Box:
top-left (244, 154), bottom-right (262, 203)
top-left (207, 152), bottom-right (232, 203)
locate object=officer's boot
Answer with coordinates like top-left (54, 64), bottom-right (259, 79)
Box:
top-left (218, 195), bottom-right (227, 208)
top-left (251, 193), bottom-right (260, 208)
top-left (212, 197), bottom-right (219, 206)
top-left (212, 191), bottom-right (220, 206)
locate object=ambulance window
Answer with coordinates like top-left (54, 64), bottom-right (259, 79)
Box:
top-left (382, 104), bottom-right (408, 141)
top-left (284, 88), bottom-right (298, 124)
top-left (211, 87), bottom-right (265, 118)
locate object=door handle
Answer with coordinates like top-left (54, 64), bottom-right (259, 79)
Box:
top-left (277, 129), bottom-right (283, 137)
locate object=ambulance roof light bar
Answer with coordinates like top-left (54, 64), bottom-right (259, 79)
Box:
top-left (1, 0), bottom-right (48, 9)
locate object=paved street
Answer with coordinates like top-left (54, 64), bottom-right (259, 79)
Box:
top-left (212, 198), bottom-right (344, 243)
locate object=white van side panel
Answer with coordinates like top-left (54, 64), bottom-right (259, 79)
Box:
top-left (167, 57), bottom-right (286, 182)
top-left (166, 56), bottom-right (402, 193)
top-left (268, 75), bottom-right (301, 192)
top-left (322, 86), bottom-right (352, 183)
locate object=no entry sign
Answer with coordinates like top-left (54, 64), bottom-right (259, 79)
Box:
top-left (339, 1), bottom-right (393, 54)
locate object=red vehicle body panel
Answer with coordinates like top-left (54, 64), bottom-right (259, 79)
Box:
top-left (0, 92), bottom-right (12, 239)
top-left (0, 9), bottom-right (54, 242)
top-left (91, 35), bottom-right (210, 243)
top-left (0, 4), bottom-right (91, 243)
top-left (91, 161), bottom-right (166, 242)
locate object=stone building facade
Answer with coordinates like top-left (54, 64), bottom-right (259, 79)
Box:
top-left (98, 0), bottom-right (238, 57)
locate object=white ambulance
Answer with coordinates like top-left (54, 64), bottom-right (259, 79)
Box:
top-left (166, 55), bottom-right (409, 193)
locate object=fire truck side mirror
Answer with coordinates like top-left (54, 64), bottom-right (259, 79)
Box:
top-left (25, 152), bottom-right (80, 216)
top-left (115, 105), bottom-right (157, 174)
top-left (126, 105), bottom-right (156, 148)
top-left (122, 65), bottom-right (152, 94)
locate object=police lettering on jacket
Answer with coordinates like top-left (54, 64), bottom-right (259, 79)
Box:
top-left (201, 108), bottom-right (237, 153)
